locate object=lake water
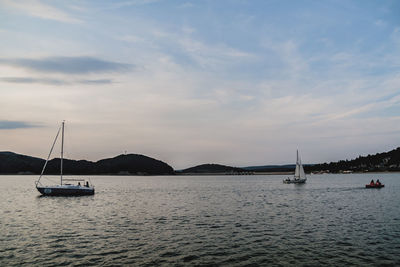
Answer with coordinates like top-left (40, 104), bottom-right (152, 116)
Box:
top-left (1, 173), bottom-right (400, 266)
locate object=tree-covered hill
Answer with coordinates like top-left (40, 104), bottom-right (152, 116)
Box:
top-left (180, 163), bottom-right (248, 174)
top-left (307, 147), bottom-right (400, 173)
top-left (0, 151), bottom-right (174, 175)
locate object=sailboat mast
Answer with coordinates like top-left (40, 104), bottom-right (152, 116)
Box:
top-left (61, 121), bottom-right (64, 185)
top-left (294, 150), bottom-right (300, 178)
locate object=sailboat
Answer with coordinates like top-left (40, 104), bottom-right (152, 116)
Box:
top-left (35, 121), bottom-right (95, 196)
top-left (283, 150), bottom-right (307, 184)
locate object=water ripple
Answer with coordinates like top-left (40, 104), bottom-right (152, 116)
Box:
top-left (1, 174), bottom-right (400, 266)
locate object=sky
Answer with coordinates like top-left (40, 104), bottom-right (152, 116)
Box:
top-left (0, 0), bottom-right (400, 169)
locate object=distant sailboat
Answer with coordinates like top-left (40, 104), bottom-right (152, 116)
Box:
top-left (35, 121), bottom-right (94, 196)
top-left (283, 150), bottom-right (307, 184)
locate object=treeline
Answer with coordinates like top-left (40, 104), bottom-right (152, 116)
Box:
top-left (307, 147), bottom-right (400, 173)
top-left (179, 163), bottom-right (248, 174)
top-left (0, 152), bottom-right (174, 175)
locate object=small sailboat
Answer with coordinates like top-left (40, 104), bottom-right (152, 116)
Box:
top-left (283, 150), bottom-right (307, 184)
top-left (35, 121), bottom-right (94, 196)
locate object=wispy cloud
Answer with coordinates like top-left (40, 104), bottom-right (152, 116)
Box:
top-left (374, 19), bottom-right (386, 27)
top-left (177, 37), bottom-right (255, 70)
top-left (0, 120), bottom-right (40, 130)
top-left (109, 0), bottom-right (161, 9)
top-left (392, 27), bottom-right (400, 44)
top-left (0, 77), bottom-right (114, 85)
top-left (1, 0), bottom-right (81, 24)
top-left (78, 79), bottom-right (114, 85)
top-left (119, 35), bottom-right (145, 44)
top-left (0, 77), bottom-right (67, 85)
top-left (0, 57), bottom-right (132, 74)
top-left (1, 1), bottom-right (399, 167)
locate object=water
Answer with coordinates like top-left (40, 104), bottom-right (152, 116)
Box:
top-left (1, 173), bottom-right (400, 266)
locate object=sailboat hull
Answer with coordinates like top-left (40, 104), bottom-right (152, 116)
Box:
top-left (36, 185), bottom-right (94, 196)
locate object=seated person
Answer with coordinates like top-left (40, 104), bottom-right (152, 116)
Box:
top-left (370, 179), bottom-right (375, 185)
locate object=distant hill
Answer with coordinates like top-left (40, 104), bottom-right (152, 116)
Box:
top-left (180, 164), bottom-right (248, 174)
top-left (242, 164), bottom-right (318, 173)
top-left (307, 147), bottom-right (400, 173)
top-left (0, 152), bottom-right (174, 175)
top-left (3, 146), bottom-right (400, 175)
top-left (242, 164), bottom-right (295, 172)
top-left (180, 147), bottom-right (400, 174)
top-left (0, 152), bottom-right (44, 174)
top-left (93, 154), bottom-right (173, 175)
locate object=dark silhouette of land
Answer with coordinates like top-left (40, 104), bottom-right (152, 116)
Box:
top-left (307, 147), bottom-right (400, 173)
top-left (0, 152), bottom-right (174, 175)
top-left (179, 164), bottom-right (249, 174)
top-left (181, 147), bottom-right (400, 174)
top-left (2, 147), bottom-right (400, 175)
top-left (242, 164), bottom-right (296, 173)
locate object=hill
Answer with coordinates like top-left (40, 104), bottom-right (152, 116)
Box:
top-left (0, 152), bottom-right (44, 174)
top-left (307, 147), bottom-right (400, 173)
top-left (93, 154), bottom-right (173, 175)
top-left (0, 151), bottom-right (174, 175)
top-left (242, 164), bottom-right (295, 172)
top-left (3, 146), bottom-right (400, 175)
top-left (179, 164), bottom-right (248, 174)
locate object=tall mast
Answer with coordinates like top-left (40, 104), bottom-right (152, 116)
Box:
top-left (61, 121), bottom-right (64, 185)
top-left (294, 149), bottom-right (300, 178)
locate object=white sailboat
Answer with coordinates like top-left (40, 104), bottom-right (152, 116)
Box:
top-left (35, 121), bottom-right (95, 196)
top-left (283, 150), bottom-right (307, 184)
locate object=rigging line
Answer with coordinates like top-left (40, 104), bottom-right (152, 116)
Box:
top-left (35, 124), bottom-right (62, 186)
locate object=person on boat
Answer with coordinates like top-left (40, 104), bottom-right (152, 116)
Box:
top-left (370, 179), bottom-right (375, 186)
top-left (78, 182), bottom-right (81, 186)
top-left (376, 179), bottom-right (381, 186)
top-left (86, 181), bottom-right (89, 187)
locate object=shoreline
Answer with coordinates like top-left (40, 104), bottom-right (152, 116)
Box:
top-left (3, 171), bottom-right (400, 176)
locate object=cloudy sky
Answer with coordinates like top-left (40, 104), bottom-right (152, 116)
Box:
top-left (1, 0), bottom-right (399, 169)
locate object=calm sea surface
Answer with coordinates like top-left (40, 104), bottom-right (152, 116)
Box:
top-left (1, 173), bottom-right (400, 266)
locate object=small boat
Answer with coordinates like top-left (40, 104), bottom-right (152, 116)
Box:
top-left (35, 121), bottom-right (94, 196)
top-left (283, 150), bottom-right (307, 184)
top-left (365, 183), bottom-right (384, 188)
